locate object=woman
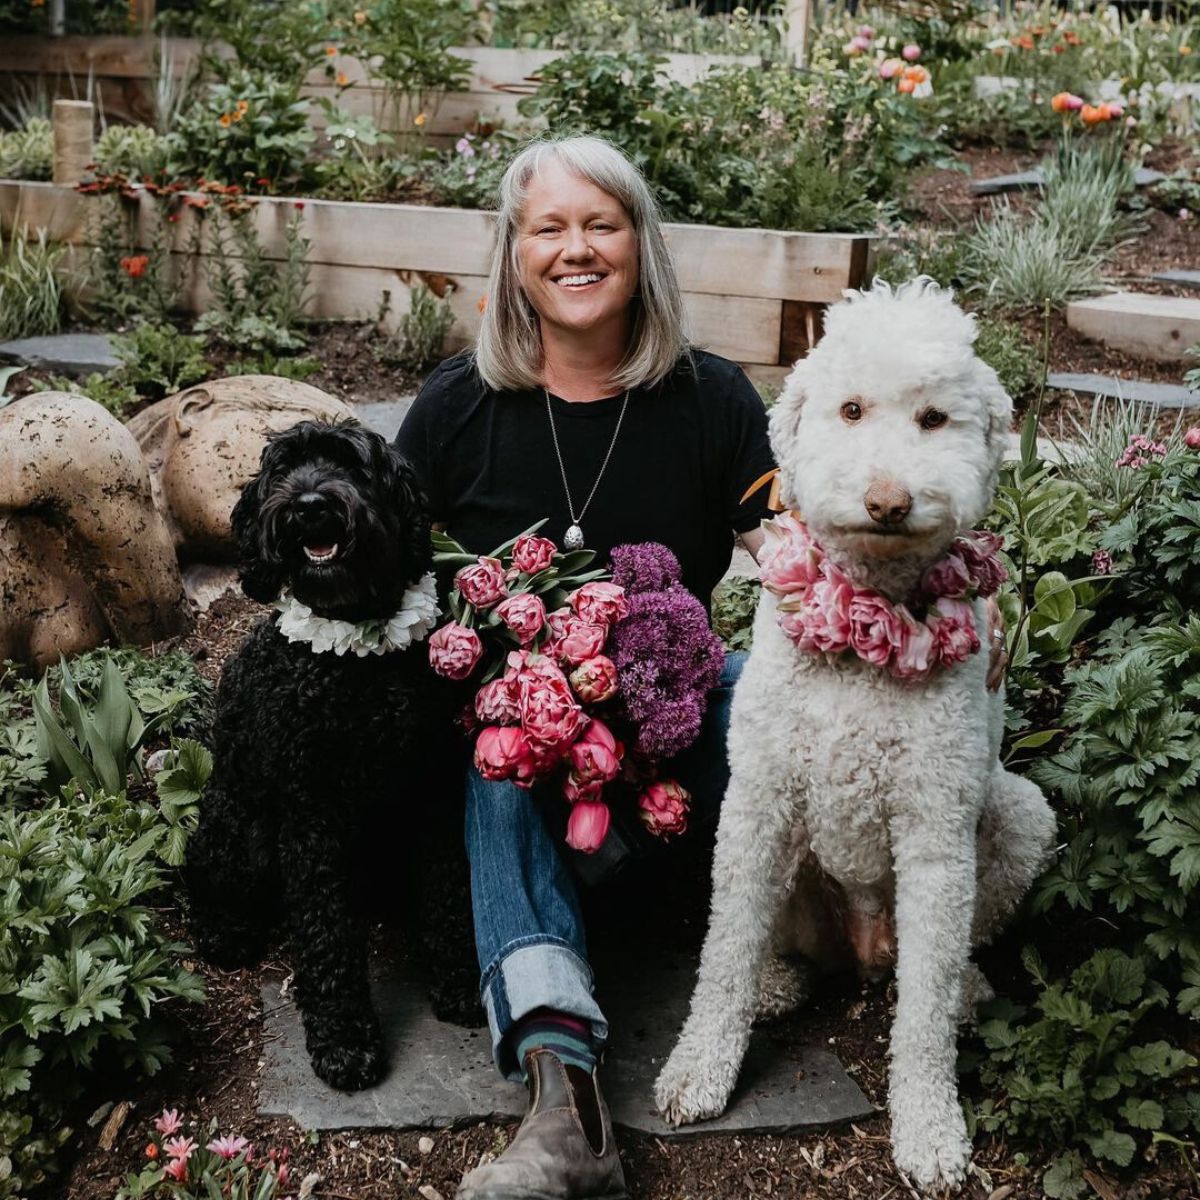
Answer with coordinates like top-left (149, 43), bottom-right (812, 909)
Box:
top-left (396, 133), bottom-right (771, 1200)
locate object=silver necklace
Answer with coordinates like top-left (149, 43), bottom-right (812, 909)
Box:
top-left (544, 387), bottom-right (630, 551)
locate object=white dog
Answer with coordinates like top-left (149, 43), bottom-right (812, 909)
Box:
top-left (654, 280), bottom-right (1055, 1192)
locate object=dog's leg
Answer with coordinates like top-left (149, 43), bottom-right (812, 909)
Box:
top-left (972, 765), bottom-right (1057, 945)
top-left (283, 819), bottom-right (386, 1092)
top-left (887, 812), bottom-right (976, 1193)
top-left (654, 771), bottom-right (802, 1125)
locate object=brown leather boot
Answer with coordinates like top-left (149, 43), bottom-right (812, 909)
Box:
top-left (456, 1049), bottom-right (627, 1200)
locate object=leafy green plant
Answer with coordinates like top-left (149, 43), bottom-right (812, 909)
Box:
top-left (189, 0), bottom-right (335, 87)
top-left (711, 575), bottom-right (760, 653)
top-left (37, 370), bottom-right (140, 419)
top-left (966, 949), bottom-right (1200, 1196)
top-left (111, 323), bottom-right (212, 401)
top-left (153, 738), bottom-right (213, 868)
top-left (0, 115), bottom-right (52, 180)
top-left (0, 226), bottom-right (65, 340)
top-left (428, 131), bottom-right (514, 209)
top-left (975, 316), bottom-right (1041, 403)
top-left (380, 282), bottom-right (456, 371)
top-left (195, 205), bottom-right (311, 350)
top-left (223, 350), bottom-right (321, 380)
top-left (94, 124), bottom-right (169, 179)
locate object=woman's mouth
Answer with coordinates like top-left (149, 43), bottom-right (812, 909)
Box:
top-left (553, 273), bottom-right (606, 289)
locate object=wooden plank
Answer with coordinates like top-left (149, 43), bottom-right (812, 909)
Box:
top-left (778, 300), bottom-right (826, 364)
top-left (0, 180), bottom-right (86, 242)
top-left (1067, 291), bottom-right (1200, 364)
top-left (684, 293), bottom-right (781, 365)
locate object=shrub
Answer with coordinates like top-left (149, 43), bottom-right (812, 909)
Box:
top-left (0, 115), bottom-right (52, 180)
top-left (975, 316), bottom-right (1041, 403)
top-left (0, 226), bottom-right (64, 340)
top-left (428, 131), bottom-right (513, 210)
top-left (710, 575), bottom-right (760, 653)
top-left (37, 371), bottom-right (141, 419)
top-left (94, 124), bottom-right (169, 179)
top-left (111, 323), bottom-right (212, 400)
top-left (380, 282), bottom-right (456, 372)
top-left (223, 350), bottom-right (321, 380)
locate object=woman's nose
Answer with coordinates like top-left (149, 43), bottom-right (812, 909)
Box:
top-left (562, 227), bottom-right (593, 260)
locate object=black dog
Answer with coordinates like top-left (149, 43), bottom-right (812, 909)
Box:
top-left (184, 419), bottom-right (470, 1091)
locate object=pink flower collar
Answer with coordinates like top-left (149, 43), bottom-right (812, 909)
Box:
top-left (758, 513), bottom-right (1007, 681)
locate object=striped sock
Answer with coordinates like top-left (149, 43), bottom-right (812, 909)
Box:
top-left (512, 1008), bottom-right (596, 1076)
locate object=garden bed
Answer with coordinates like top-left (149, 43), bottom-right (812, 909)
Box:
top-left (0, 178), bottom-right (872, 379)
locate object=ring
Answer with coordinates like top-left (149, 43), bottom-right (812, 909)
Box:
top-left (992, 630), bottom-right (1005, 642)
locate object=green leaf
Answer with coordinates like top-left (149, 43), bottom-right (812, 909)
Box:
top-left (1007, 728), bottom-right (1062, 753)
top-left (1084, 1128), bottom-right (1136, 1167)
top-left (32, 677), bottom-right (98, 795)
top-left (1120, 1097), bottom-right (1164, 1130)
top-left (1042, 1151), bottom-right (1086, 1199)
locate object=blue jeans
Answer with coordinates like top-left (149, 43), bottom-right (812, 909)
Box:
top-left (465, 651), bottom-right (746, 1079)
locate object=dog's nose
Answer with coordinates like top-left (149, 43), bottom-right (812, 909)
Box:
top-left (294, 492), bottom-right (329, 525)
top-left (863, 480), bottom-right (912, 527)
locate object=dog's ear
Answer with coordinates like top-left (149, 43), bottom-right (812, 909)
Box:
top-left (768, 362), bottom-right (808, 509)
top-left (978, 361), bottom-right (1015, 485)
top-left (230, 438), bottom-right (286, 603)
top-left (375, 440), bottom-right (433, 579)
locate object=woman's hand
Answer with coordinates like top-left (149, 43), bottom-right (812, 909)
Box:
top-left (986, 597), bottom-right (1007, 692)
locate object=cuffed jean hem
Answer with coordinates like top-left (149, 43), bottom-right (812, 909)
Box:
top-left (481, 938), bottom-right (609, 1081)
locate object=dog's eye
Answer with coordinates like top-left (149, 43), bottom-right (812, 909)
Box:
top-left (919, 408), bottom-right (948, 431)
top-left (840, 401), bottom-right (863, 423)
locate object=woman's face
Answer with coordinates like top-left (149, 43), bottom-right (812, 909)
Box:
top-left (516, 159), bottom-right (640, 341)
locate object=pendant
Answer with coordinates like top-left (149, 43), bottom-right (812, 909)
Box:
top-left (564, 523), bottom-right (584, 551)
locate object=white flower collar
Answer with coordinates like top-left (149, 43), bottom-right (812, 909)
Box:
top-left (273, 572), bottom-right (440, 657)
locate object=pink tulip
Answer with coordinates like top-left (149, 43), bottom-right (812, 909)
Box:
top-left (569, 581), bottom-right (629, 628)
top-left (893, 610), bottom-right (936, 679)
top-left (1186, 427), bottom-right (1200, 449)
top-left (781, 566), bottom-right (854, 653)
top-left (845, 36), bottom-right (871, 55)
top-left (519, 675), bottom-right (586, 756)
top-left (902, 43), bottom-right (921, 61)
top-left (154, 1109), bottom-right (183, 1136)
top-left (474, 726), bottom-right (536, 785)
top-left (428, 622), bottom-right (483, 680)
top-left (569, 736), bottom-right (621, 786)
top-left (566, 800), bottom-right (611, 853)
top-left (856, 24), bottom-right (875, 38)
top-left (955, 532), bottom-right (1008, 595)
top-left (495, 593), bottom-right (547, 645)
top-left (638, 779), bottom-right (690, 838)
top-left (475, 677), bottom-right (521, 725)
top-left (207, 1135), bottom-right (249, 1160)
top-left (920, 551), bottom-right (972, 600)
top-left (879, 58), bottom-right (904, 80)
top-left (759, 513), bottom-right (825, 595)
top-left (455, 557), bottom-right (508, 608)
top-left (162, 1157), bottom-right (188, 1182)
top-left (512, 534), bottom-right (557, 575)
top-left (163, 1136), bottom-right (197, 1162)
top-left (569, 655), bottom-right (619, 703)
top-left (563, 773), bottom-right (604, 804)
top-left (846, 591), bottom-right (904, 668)
top-left (548, 614), bottom-right (608, 666)
top-left (930, 598), bottom-right (981, 667)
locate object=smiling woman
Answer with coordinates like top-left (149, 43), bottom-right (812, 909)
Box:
top-left (394, 134), bottom-right (777, 1200)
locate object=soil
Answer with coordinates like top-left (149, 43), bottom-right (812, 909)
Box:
top-left (28, 140), bottom-right (1200, 1200)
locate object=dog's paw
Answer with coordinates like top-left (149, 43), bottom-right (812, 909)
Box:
top-left (309, 1034), bottom-right (387, 1092)
top-left (890, 1091), bottom-right (971, 1194)
top-left (956, 963), bottom-right (995, 1028)
top-left (653, 1046), bottom-right (739, 1127)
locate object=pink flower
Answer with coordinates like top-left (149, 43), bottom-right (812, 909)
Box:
top-left (893, 609), bottom-right (936, 679)
top-left (569, 655), bottom-right (619, 703)
top-left (759, 514), bottom-right (824, 595)
top-left (902, 43), bottom-right (921, 61)
top-left (475, 677), bottom-right (521, 724)
top-left (206, 1135), bottom-right (249, 1160)
top-left (921, 550), bottom-right (972, 599)
top-left (566, 800), bottom-right (611, 853)
top-left (563, 773), bottom-right (604, 804)
top-left (781, 566), bottom-right (854, 653)
top-left (856, 24), bottom-right (875, 37)
top-left (455, 557), bottom-right (508, 609)
top-left (569, 581), bottom-right (629, 628)
top-left (428, 622), bottom-right (483, 680)
top-left (846, 591), bottom-right (904, 668)
top-left (638, 779), bottom-right (690, 838)
top-left (512, 534), bottom-right (557, 575)
top-left (1092, 549), bottom-right (1113, 576)
top-left (548, 614), bottom-right (608, 666)
top-left (879, 58), bottom-right (904, 79)
top-left (162, 1157), bottom-right (188, 1182)
top-left (154, 1109), bottom-right (183, 1136)
top-left (1106, 102), bottom-right (1124, 117)
top-left (519, 674), bottom-right (586, 757)
top-left (495, 593), bottom-right (547, 645)
top-left (955, 532), bottom-right (1008, 595)
top-left (474, 726), bottom-right (537, 786)
top-left (1185, 427), bottom-right (1200, 449)
top-left (163, 1136), bottom-right (197, 1162)
top-left (930, 598), bottom-right (980, 667)
top-left (569, 735), bottom-right (621, 786)
top-left (845, 35), bottom-right (871, 55)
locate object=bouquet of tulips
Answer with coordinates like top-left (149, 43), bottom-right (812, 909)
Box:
top-left (428, 524), bottom-right (724, 853)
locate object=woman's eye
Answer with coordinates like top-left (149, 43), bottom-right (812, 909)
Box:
top-left (919, 409), bottom-right (948, 430)
top-left (840, 401), bottom-right (863, 423)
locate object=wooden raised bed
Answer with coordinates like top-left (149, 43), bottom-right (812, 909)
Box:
top-left (0, 35), bottom-right (756, 139)
top-left (0, 179), bottom-right (871, 379)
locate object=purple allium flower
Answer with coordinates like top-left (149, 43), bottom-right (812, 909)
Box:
top-left (607, 547), bottom-right (724, 761)
top-left (609, 542), bottom-right (682, 594)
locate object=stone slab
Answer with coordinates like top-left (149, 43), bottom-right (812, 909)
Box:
top-left (1047, 371), bottom-right (1200, 409)
top-left (1153, 270), bottom-right (1200, 292)
top-left (259, 946), bottom-right (874, 1137)
top-left (970, 166), bottom-right (1162, 196)
top-left (352, 395), bottom-right (416, 442)
top-left (1066, 291), bottom-right (1200, 363)
top-left (0, 332), bottom-right (119, 375)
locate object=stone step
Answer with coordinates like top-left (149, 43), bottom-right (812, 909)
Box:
top-left (0, 332), bottom-right (119, 375)
top-left (1066, 291), bottom-right (1200, 363)
top-left (1153, 270), bottom-right (1200, 292)
top-left (1047, 371), bottom-right (1200, 409)
top-left (970, 166), bottom-right (1163, 197)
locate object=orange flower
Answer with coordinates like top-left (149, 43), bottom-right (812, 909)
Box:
top-left (1065, 32), bottom-right (1081, 45)
top-left (219, 113), bottom-right (232, 127)
top-left (902, 65), bottom-right (929, 83)
top-left (235, 99), bottom-right (249, 114)
top-left (1080, 104), bottom-right (1106, 126)
top-left (897, 78), bottom-right (916, 94)
top-left (1182, 46), bottom-right (1193, 56)
top-left (145, 1144), bottom-right (159, 1160)
top-left (413, 112), bottom-right (427, 126)
top-left (326, 45), bottom-right (337, 56)
top-left (1012, 34), bottom-right (1034, 50)
top-left (336, 72), bottom-right (348, 86)
top-left (120, 254), bottom-right (150, 278)
top-left (184, 195), bottom-right (209, 209)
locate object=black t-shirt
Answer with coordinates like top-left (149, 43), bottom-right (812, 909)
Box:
top-left (394, 349), bottom-right (776, 604)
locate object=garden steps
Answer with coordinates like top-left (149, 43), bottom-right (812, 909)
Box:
top-left (970, 166), bottom-right (1163, 197)
top-left (1066, 291), bottom-right (1200, 363)
top-left (1153, 270), bottom-right (1200, 292)
top-left (1046, 371), bottom-right (1200, 409)
top-left (0, 332), bottom-right (118, 376)
top-left (258, 943), bottom-right (873, 1135)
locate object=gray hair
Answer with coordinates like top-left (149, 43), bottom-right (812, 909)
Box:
top-left (474, 134), bottom-right (689, 393)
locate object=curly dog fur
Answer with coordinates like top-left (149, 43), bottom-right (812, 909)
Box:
top-left (655, 281), bottom-right (1056, 1191)
top-left (184, 420), bottom-right (467, 1091)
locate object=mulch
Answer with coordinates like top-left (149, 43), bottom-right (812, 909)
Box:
top-left (39, 140), bottom-right (1200, 1200)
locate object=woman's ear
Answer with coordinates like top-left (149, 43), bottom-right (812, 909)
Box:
top-left (768, 362), bottom-right (809, 509)
top-left (230, 440), bottom-right (285, 603)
